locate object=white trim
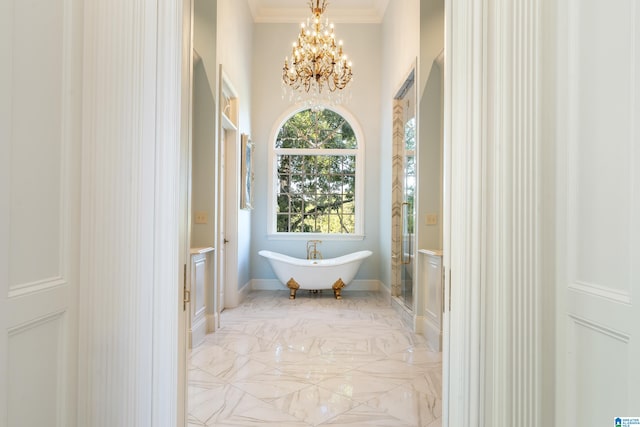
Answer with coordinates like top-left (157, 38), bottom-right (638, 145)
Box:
top-left (78, 0), bottom-right (182, 424)
top-left (445, 0), bottom-right (545, 424)
top-left (441, 0), bottom-right (453, 423)
top-left (266, 233), bottom-right (365, 241)
top-left (445, 0), bottom-right (484, 423)
top-left (251, 279), bottom-right (380, 292)
top-left (153, 0), bottom-right (182, 423)
top-left (378, 281), bottom-right (392, 305)
top-left (218, 67), bottom-right (240, 311)
top-left (568, 281), bottom-right (632, 305)
top-left (247, 3), bottom-right (389, 24)
top-left (206, 314), bottom-right (217, 334)
top-left (238, 280), bottom-right (251, 304)
top-left (188, 316), bottom-right (206, 348)
top-left (267, 105), bottom-right (366, 237)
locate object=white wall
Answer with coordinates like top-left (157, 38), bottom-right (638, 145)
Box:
top-left (250, 22), bottom-right (383, 281)
top-left (417, 0), bottom-right (445, 251)
top-left (217, 0), bottom-right (254, 289)
top-left (379, 0), bottom-right (420, 290)
top-left (191, 0), bottom-right (217, 249)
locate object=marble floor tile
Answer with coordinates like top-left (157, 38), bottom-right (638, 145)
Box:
top-left (365, 383), bottom-right (441, 426)
top-left (189, 383), bottom-right (304, 426)
top-left (231, 369), bottom-right (315, 400)
top-left (188, 290), bottom-right (442, 426)
top-left (320, 404), bottom-right (413, 426)
top-left (316, 372), bottom-right (404, 404)
top-left (272, 385), bottom-right (360, 425)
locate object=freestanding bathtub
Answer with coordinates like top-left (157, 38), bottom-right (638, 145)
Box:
top-left (258, 250), bottom-right (373, 299)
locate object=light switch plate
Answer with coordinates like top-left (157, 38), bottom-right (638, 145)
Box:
top-left (194, 211), bottom-right (208, 224)
top-left (426, 214), bottom-right (438, 225)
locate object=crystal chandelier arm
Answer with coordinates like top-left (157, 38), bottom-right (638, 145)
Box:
top-left (282, 0), bottom-right (352, 108)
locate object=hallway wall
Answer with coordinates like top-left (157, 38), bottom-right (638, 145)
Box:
top-left (417, 0), bottom-right (445, 251)
top-left (379, 0), bottom-right (421, 291)
top-left (217, 0), bottom-right (254, 291)
top-left (191, 0), bottom-right (217, 250)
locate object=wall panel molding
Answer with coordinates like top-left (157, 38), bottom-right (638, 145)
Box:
top-left (568, 281), bottom-right (632, 305)
top-left (8, 277), bottom-right (67, 298)
top-left (569, 314), bottom-right (630, 343)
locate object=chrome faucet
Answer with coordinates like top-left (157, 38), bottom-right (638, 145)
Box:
top-left (306, 240), bottom-right (323, 259)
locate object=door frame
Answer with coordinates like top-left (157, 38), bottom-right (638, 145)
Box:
top-left (177, 0), bottom-right (194, 423)
top-left (217, 67), bottom-right (240, 312)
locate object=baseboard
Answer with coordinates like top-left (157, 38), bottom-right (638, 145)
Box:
top-left (414, 314), bottom-right (425, 334)
top-left (379, 281), bottom-right (391, 301)
top-left (238, 280), bottom-right (251, 303)
top-left (251, 279), bottom-right (381, 291)
top-left (190, 315), bottom-right (207, 348)
top-left (391, 296), bottom-right (414, 330)
top-left (206, 313), bottom-right (217, 333)
top-left (251, 279), bottom-right (282, 290)
top-left (425, 317), bottom-right (443, 351)
top-left (347, 280), bottom-right (380, 291)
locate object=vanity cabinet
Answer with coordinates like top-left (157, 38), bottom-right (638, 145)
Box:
top-left (189, 247), bottom-right (213, 348)
top-left (420, 249), bottom-right (443, 351)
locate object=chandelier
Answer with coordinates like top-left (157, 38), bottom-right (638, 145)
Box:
top-left (282, 0), bottom-right (353, 109)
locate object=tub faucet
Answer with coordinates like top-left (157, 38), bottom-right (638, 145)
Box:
top-left (306, 240), bottom-right (323, 259)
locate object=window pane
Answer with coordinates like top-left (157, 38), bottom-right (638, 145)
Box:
top-left (275, 109), bottom-right (357, 149)
top-left (274, 109), bottom-right (359, 234)
top-left (276, 153), bottom-right (357, 234)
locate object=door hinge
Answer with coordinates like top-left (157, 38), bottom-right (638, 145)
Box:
top-left (448, 269), bottom-right (452, 312)
top-left (183, 263), bottom-right (190, 311)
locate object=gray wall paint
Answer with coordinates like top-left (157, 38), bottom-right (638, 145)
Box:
top-left (218, 0), bottom-right (254, 290)
top-left (418, 0), bottom-right (445, 251)
top-left (191, 0), bottom-right (217, 249)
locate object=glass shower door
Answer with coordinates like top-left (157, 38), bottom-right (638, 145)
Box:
top-left (392, 67), bottom-right (416, 310)
top-left (401, 117), bottom-right (416, 309)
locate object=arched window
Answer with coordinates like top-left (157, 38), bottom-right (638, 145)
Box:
top-left (269, 108), bottom-right (364, 238)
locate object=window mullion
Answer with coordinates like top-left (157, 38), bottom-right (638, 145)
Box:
top-left (273, 109), bottom-right (361, 236)
top-left (275, 148), bottom-right (357, 156)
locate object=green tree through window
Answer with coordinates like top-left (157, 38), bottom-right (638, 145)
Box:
top-left (275, 109), bottom-right (359, 234)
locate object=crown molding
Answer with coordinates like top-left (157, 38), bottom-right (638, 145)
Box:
top-left (248, 0), bottom-right (389, 23)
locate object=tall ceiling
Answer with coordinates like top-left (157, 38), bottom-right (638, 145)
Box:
top-left (247, 0), bottom-right (390, 23)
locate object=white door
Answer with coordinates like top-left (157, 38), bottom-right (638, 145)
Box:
top-left (0, 0), bottom-right (82, 425)
top-left (220, 125), bottom-right (240, 310)
top-left (217, 129), bottom-right (227, 315)
top-left (555, 1), bottom-right (640, 424)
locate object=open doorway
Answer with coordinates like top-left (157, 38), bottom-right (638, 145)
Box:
top-left (179, 0), bottom-right (449, 425)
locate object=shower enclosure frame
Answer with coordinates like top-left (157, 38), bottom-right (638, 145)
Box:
top-left (391, 64), bottom-right (418, 313)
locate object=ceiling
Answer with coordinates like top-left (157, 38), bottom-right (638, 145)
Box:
top-left (247, 0), bottom-right (390, 23)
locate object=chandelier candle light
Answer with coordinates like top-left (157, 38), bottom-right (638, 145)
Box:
top-left (282, 0), bottom-right (353, 110)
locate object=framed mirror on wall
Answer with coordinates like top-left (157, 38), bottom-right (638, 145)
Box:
top-left (241, 133), bottom-right (254, 209)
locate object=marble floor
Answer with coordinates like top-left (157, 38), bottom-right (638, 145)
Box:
top-left (188, 290), bottom-right (442, 426)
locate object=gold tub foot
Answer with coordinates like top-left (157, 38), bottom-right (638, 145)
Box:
top-left (287, 278), bottom-right (300, 299)
top-left (332, 278), bottom-right (345, 300)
